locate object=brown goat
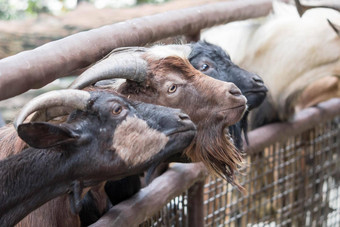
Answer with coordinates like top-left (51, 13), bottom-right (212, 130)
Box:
top-left (116, 56), bottom-right (245, 182)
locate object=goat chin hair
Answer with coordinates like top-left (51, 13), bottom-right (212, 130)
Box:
top-left (185, 119), bottom-right (246, 193)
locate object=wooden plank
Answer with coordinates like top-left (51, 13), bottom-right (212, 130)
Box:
top-left (245, 98), bottom-right (340, 154)
top-left (90, 163), bottom-right (208, 227)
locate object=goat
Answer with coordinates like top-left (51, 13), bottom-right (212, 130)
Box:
top-left (0, 89), bottom-right (196, 226)
top-left (4, 44), bottom-right (247, 226)
top-left (201, 0), bottom-right (340, 128)
top-left (71, 45), bottom-right (248, 225)
top-left (70, 45), bottom-right (247, 183)
top-left (188, 41), bottom-right (267, 148)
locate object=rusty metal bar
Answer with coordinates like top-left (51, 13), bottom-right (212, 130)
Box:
top-left (90, 163), bottom-right (207, 227)
top-left (0, 0), bottom-right (288, 101)
top-left (188, 181), bottom-right (205, 227)
top-left (245, 98), bottom-right (340, 154)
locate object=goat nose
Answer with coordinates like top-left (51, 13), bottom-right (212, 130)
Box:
top-left (229, 87), bottom-right (242, 96)
top-left (178, 113), bottom-right (190, 121)
top-left (252, 74), bottom-right (264, 85)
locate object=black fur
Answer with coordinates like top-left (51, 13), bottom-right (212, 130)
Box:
top-left (189, 41), bottom-right (267, 148)
top-left (0, 91), bottom-right (196, 226)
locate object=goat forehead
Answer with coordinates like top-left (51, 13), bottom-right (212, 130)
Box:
top-left (147, 56), bottom-right (196, 81)
top-left (112, 117), bottom-right (169, 166)
top-left (158, 72), bottom-right (188, 85)
top-left (91, 92), bottom-right (134, 110)
top-left (192, 44), bottom-right (231, 61)
top-left (146, 45), bottom-right (191, 60)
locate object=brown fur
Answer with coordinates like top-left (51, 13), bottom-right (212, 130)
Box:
top-left (295, 75), bottom-right (340, 113)
top-left (16, 195), bottom-right (80, 227)
top-left (0, 124), bottom-right (26, 159)
top-left (185, 115), bottom-right (245, 192)
top-left (119, 56), bottom-right (245, 186)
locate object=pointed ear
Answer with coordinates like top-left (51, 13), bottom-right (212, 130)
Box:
top-left (17, 122), bottom-right (79, 149)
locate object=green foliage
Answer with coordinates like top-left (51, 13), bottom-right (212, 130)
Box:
top-left (0, 0), bottom-right (170, 20)
top-left (137, 0), bottom-right (169, 5)
top-left (0, 0), bottom-right (16, 20)
top-left (0, 0), bottom-right (48, 20)
top-left (26, 0), bottom-right (49, 15)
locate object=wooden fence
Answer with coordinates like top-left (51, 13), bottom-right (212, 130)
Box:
top-left (90, 98), bottom-right (340, 226)
top-left (0, 0), bottom-right (338, 226)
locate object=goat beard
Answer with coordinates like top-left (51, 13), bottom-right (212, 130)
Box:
top-left (185, 119), bottom-right (245, 192)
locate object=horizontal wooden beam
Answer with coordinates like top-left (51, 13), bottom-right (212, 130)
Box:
top-left (245, 98), bottom-right (340, 154)
top-left (0, 0), bottom-right (286, 101)
top-left (90, 163), bottom-right (207, 227)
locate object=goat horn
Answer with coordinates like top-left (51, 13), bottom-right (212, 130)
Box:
top-left (69, 47), bottom-right (148, 89)
top-left (327, 19), bottom-right (340, 36)
top-left (14, 89), bottom-right (91, 129)
top-left (295, 0), bottom-right (340, 17)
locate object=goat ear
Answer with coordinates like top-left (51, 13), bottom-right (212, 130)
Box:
top-left (17, 122), bottom-right (79, 149)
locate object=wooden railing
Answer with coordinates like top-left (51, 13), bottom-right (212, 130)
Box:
top-left (0, 0), bottom-right (287, 101)
top-left (90, 98), bottom-right (340, 226)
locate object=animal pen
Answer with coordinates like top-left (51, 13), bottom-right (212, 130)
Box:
top-left (0, 0), bottom-right (339, 226)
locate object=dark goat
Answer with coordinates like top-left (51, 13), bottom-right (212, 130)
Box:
top-left (189, 41), bottom-right (267, 148)
top-left (0, 89), bottom-right (196, 226)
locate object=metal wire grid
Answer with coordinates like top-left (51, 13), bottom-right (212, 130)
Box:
top-left (140, 116), bottom-right (339, 227)
top-left (139, 192), bottom-right (189, 227)
top-left (204, 116), bottom-right (340, 227)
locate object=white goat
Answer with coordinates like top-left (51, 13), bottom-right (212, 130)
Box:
top-left (202, 0), bottom-right (340, 123)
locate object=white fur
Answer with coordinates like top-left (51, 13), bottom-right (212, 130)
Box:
top-left (201, 1), bottom-right (340, 117)
top-left (147, 44), bottom-right (192, 60)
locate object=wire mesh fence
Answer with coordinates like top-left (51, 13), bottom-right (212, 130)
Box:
top-left (140, 192), bottom-right (189, 227)
top-left (139, 115), bottom-right (340, 227)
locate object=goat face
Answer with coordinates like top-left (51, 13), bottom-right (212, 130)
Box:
top-left (17, 90), bottom-right (196, 180)
top-left (120, 55), bottom-right (247, 127)
top-left (71, 45), bottom-right (247, 185)
top-left (189, 41), bottom-right (267, 111)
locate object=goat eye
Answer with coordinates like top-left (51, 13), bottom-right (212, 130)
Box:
top-left (200, 64), bottom-right (209, 72)
top-left (112, 105), bottom-right (123, 115)
top-left (168, 84), bottom-right (177, 93)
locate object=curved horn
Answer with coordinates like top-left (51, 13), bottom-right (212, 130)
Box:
top-left (69, 47), bottom-right (148, 89)
top-left (14, 89), bottom-right (91, 129)
top-left (30, 106), bottom-right (75, 123)
top-left (295, 0), bottom-right (340, 17)
top-left (327, 19), bottom-right (340, 36)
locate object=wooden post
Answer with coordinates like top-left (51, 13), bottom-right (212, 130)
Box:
top-left (188, 180), bottom-right (205, 227)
